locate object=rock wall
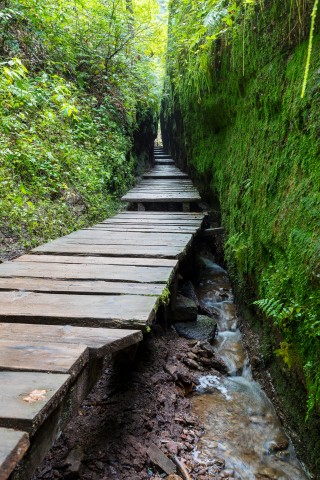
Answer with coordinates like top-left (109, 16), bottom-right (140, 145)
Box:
top-left (161, 0), bottom-right (320, 473)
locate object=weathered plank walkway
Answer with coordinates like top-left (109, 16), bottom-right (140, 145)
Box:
top-left (0, 147), bottom-right (204, 479)
top-left (122, 150), bottom-right (201, 211)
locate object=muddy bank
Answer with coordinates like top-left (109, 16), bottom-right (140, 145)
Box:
top-left (32, 329), bottom-right (230, 480)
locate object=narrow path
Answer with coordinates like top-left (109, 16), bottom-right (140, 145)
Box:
top-left (0, 148), bottom-right (205, 479)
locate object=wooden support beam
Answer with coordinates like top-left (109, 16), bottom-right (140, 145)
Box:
top-left (201, 227), bottom-right (225, 236)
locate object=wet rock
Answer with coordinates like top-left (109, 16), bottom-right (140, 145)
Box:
top-left (164, 364), bottom-right (179, 380)
top-left (198, 357), bottom-right (214, 367)
top-left (64, 446), bottom-right (84, 477)
top-left (210, 355), bottom-right (229, 375)
top-left (163, 441), bottom-right (182, 455)
top-left (179, 281), bottom-right (200, 307)
top-left (174, 315), bottom-right (217, 342)
top-left (172, 294), bottom-right (198, 322)
top-left (221, 469), bottom-right (235, 477)
top-left (183, 357), bottom-right (201, 370)
top-left (256, 466), bottom-right (281, 479)
top-left (196, 341), bottom-right (215, 357)
top-left (265, 435), bottom-right (289, 453)
top-left (187, 351), bottom-right (197, 360)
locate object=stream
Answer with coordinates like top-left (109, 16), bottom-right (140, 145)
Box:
top-left (191, 256), bottom-right (309, 480)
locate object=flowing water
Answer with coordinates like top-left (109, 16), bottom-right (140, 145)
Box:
top-left (191, 256), bottom-right (309, 479)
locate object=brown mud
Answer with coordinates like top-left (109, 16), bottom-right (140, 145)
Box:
top-left (32, 329), bottom-right (228, 480)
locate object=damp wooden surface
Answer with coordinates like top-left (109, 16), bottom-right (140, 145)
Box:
top-left (0, 292), bottom-right (157, 329)
top-left (0, 147), bottom-right (205, 478)
top-left (0, 323), bottom-right (143, 358)
top-left (0, 371), bottom-right (71, 432)
top-left (0, 429), bottom-right (29, 479)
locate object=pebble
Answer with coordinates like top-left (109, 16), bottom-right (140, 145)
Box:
top-left (165, 441), bottom-right (182, 455)
top-left (198, 467), bottom-right (208, 475)
top-left (187, 351), bottom-right (197, 360)
top-left (183, 357), bottom-right (201, 370)
top-left (167, 475), bottom-right (183, 480)
top-left (221, 469), bottom-right (235, 477)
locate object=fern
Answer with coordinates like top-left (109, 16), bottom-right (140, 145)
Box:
top-left (253, 298), bottom-right (303, 331)
top-left (253, 298), bottom-right (284, 319)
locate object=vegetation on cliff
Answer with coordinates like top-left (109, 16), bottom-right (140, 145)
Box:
top-left (162, 0), bottom-right (320, 471)
top-left (0, 0), bottom-right (167, 257)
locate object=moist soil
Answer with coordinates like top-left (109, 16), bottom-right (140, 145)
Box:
top-left (32, 327), bottom-right (229, 480)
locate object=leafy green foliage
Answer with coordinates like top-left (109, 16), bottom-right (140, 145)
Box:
top-left (0, 0), bottom-right (168, 256)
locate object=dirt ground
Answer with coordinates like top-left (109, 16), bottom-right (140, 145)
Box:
top-left (32, 327), bottom-right (229, 480)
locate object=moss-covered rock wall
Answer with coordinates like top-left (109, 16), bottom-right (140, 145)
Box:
top-left (161, 0), bottom-right (320, 473)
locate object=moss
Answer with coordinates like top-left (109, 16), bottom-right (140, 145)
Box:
top-left (162, 0), bottom-right (320, 473)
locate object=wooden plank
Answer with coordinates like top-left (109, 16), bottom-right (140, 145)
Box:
top-left (0, 340), bottom-right (89, 376)
top-left (40, 239), bottom-right (188, 248)
top-left (60, 237), bottom-right (190, 247)
top-left (142, 174), bottom-right (188, 179)
top-left (143, 170), bottom-right (187, 174)
top-left (122, 194), bottom-right (201, 202)
top-left (41, 237), bottom-right (189, 247)
top-left (16, 255), bottom-right (178, 268)
top-left (0, 323), bottom-right (143, 359)
top-left (87, 226), bottom-right (196, 234)
top-left (0, 278), bottom-right (164, 296)
top-left (103, 219), bottom-right (203, 225)
top-left (143, 168), bottom-right (186, 172)
top-left (0, 371), bottom-right (71, 432)
top-left (36, 236), bottom-right (190, 248)
top-left (89, 225), bottom-right (197, 231)
top-left (101, 218), bottom-right (202, 225)
top-left (65, 231), bottom-right (192, 242)
top-left (130, 188), bottom-right (196, 192)
top-left (143, 171), bottom-right (183, 175)
top-left (154, 161), bottom-right (174, 165)
top-left (144, 168), bottom-right (184, 172)
top-left (133, 184), bottom-right (195, 188)
top-left (101, 213), bottom-right (204, 220)
top-left (90, 222), bottom-right (198, 229)
top-left (131, 184), bottom-right (195, 188)
top-left (0, 292), bottom-right (157, 329)
top-left (201, 227), bottom-right (225, 236)
top-left (0, 428), bottom-right (29, 480)
top-left (122, 190), bottom-right (200, 197)
top-left (0, 262), bottom-right (174, 284)
top-left (136, 182), bottom-right (195, 186)
top-left (32, 244), bottom-right (185, 258)
top-left (115, 212), bottom-right (205, 218)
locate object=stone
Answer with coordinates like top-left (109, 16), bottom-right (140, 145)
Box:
top-left (167, 475), bottom-right (183, 480)
top-left (256, 466), bottom-right (281, 479)
top-left (179, 281), bottom-right (200, 307)
top-left (65, 446), bottom-right (84, 476)
top-left (174, 315), bottom-right (217, 342)
top-left (183, 357), bottom-right (201, 370)
top-left (210, 355), bottom-right (229, 375)
top-left (264, 435), bottom-right (289, 454)
top-left (164, 441), bottom-right (181, 455)
top-left (172, 294), bottom-right (198, 322)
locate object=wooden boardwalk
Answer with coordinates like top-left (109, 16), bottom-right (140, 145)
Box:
top-left (122, 150), bottom-right (201, 211)
top-left (0, 147), bottom-right (204, 479)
